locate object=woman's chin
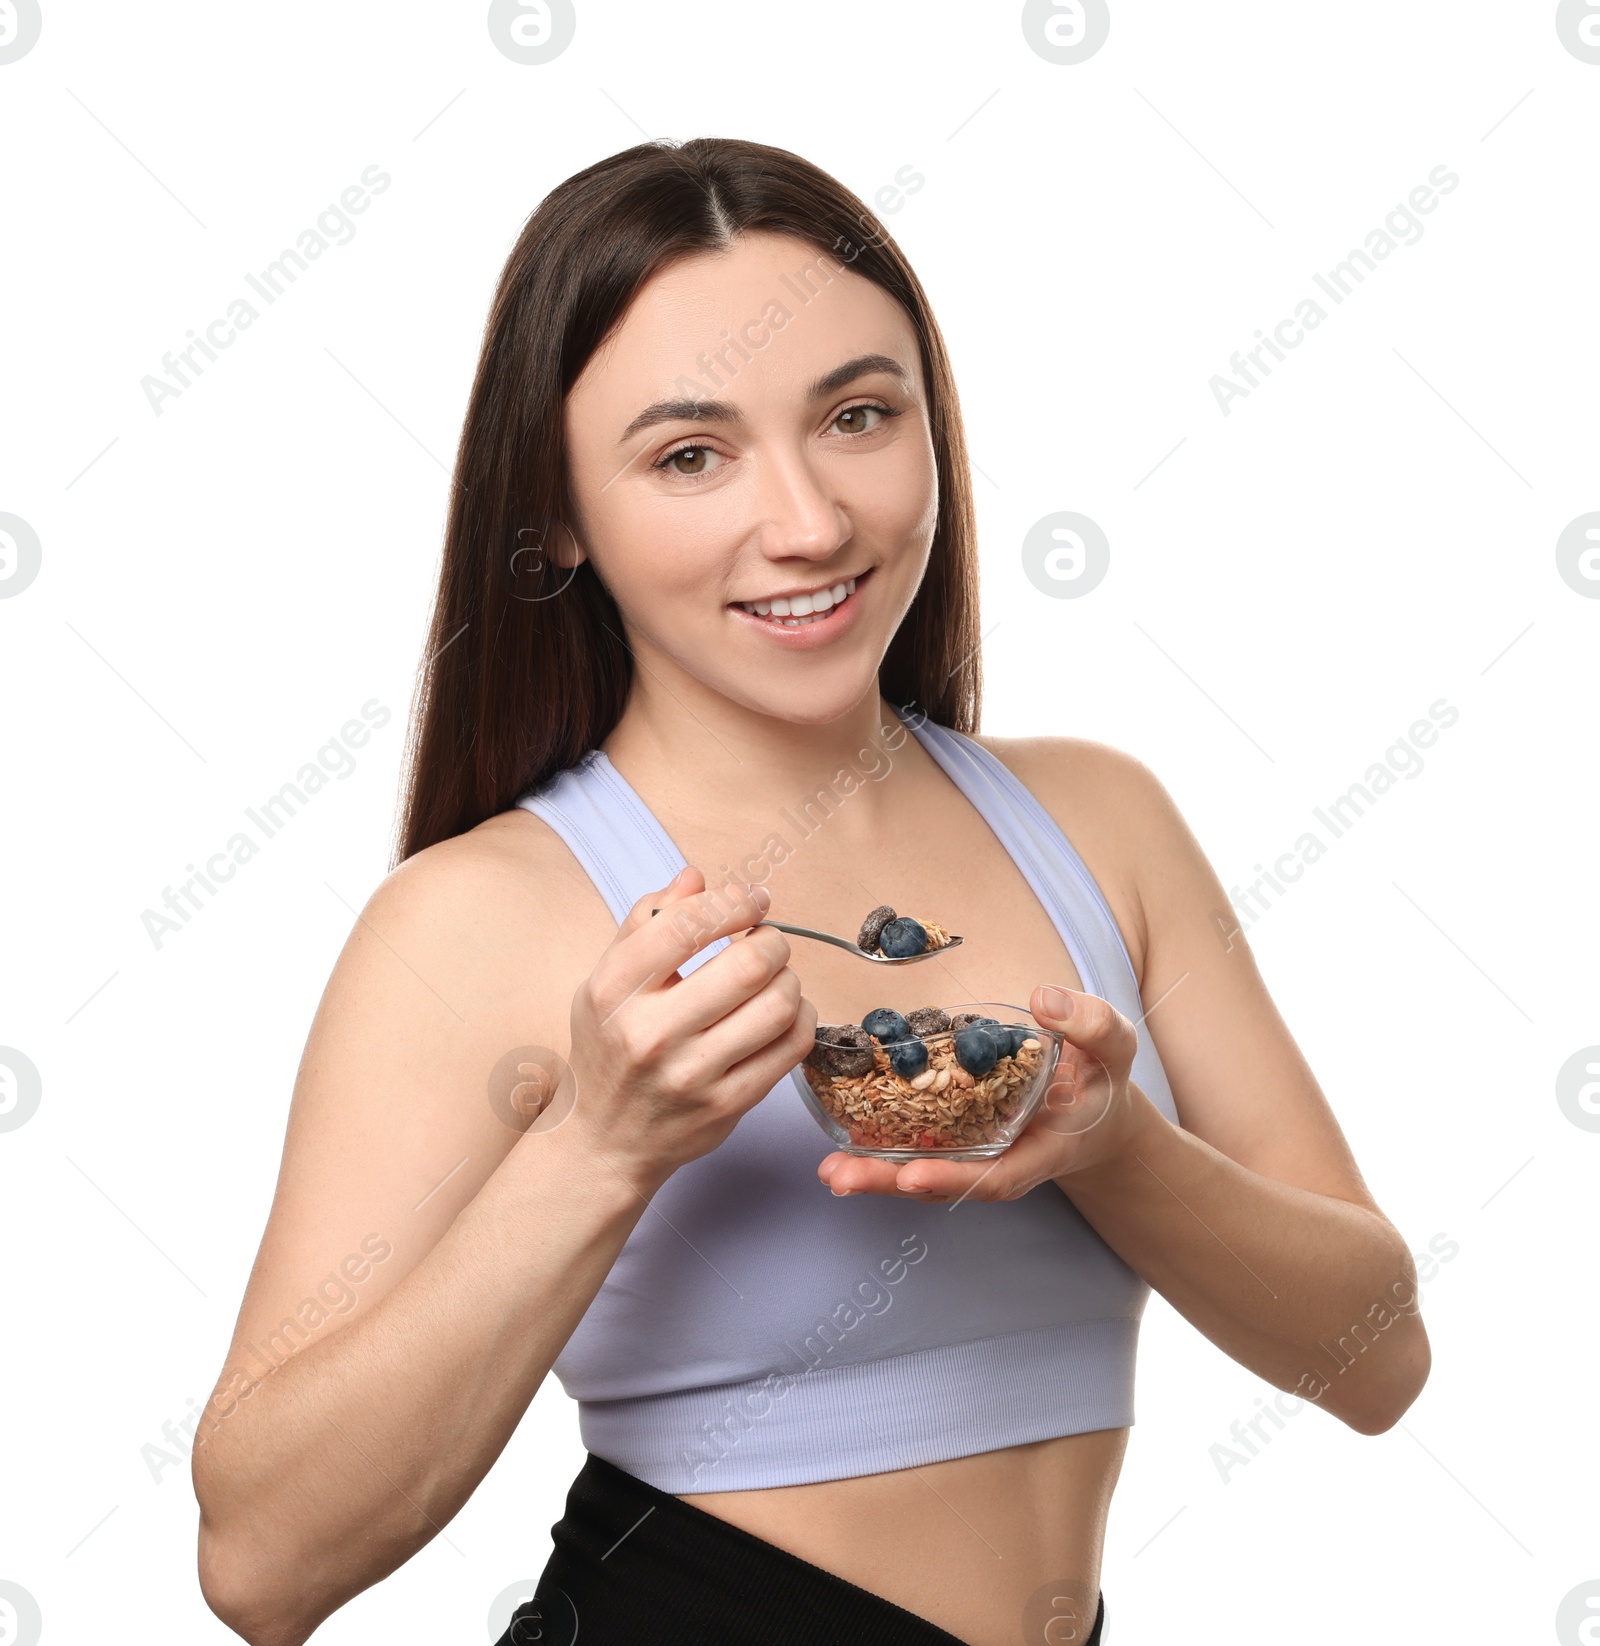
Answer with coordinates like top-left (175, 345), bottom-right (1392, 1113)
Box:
top-left (716, 666), bottom-right (887, 729)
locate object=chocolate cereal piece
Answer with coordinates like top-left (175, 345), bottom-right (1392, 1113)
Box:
top-left (816, 1022), bottom-right (875, 1078)
top-left (857, 904), bottom-right (898, 953)
top-left (906, 1006), bottom-right (952, 1040)
top-left (805, 1026), bottom-right (840, 1074)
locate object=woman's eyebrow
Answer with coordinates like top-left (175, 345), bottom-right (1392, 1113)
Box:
top-left (807, 352), bottom-right (911, 401)
top-left (616, 354), bottom-right (912, 445)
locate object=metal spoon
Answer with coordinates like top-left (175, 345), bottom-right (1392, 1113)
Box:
top-left (756, 920), bottom-right (962, 964)
top-left (650, 909), bottom-right (961, 965)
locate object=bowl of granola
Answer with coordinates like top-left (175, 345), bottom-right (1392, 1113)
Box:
top-left (797, 1001), bottom-right (1064, 1161)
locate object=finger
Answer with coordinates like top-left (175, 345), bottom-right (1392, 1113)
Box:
top-left (821, 1129), bottom-right (1061, 1202)
top-left (1032, 985), bottom-right (1138, 1080)
top-left (821, 1153), bottom-right (983, 1200)
top-left (676, 967), bottom-right (806, 1086)
top-left (666, 925), bottom-right (792, 1036)
top-left (713, 992), bottom-right (817, 1106)
top-left (897, 1130), bottom-right (1063, 1200)
top-left (598, 878), bottom-right (772, 1012)
top-left (817, 1156), bottom-right (908, 1197)
top-left (615, 866), bottom-right (703, 939)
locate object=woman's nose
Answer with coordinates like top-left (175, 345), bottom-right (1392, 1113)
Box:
top-left (748, 450), bottom-right (850, 563)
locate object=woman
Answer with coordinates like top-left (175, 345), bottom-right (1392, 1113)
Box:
top-left (191, 137), bottom-right (1430, 1646)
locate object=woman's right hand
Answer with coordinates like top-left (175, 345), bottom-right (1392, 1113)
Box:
top-left (552, 866), bottom-right (815, 1189)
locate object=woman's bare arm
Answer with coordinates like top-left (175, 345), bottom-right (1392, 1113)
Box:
top-left (192, 823), bottom-right (810, 1645)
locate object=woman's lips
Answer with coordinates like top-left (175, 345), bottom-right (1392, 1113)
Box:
top-left (727, 569), bottom-right (869, 646)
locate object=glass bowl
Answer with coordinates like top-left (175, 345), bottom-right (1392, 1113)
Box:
top-left (796, 1001), bottom-right (1064, 1161)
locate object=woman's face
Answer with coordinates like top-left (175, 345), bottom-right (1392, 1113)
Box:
top-left (562, 230), bottom-right (939, 726)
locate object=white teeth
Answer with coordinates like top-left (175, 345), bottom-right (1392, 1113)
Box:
top-left (736, 574), bottom-right (861, 624)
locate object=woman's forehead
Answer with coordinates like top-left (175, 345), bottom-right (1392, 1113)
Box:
top-left (569, 232), bottom-right (921, 424)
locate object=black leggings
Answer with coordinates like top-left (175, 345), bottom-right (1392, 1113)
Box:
top-left (495, 1452), bottom-right (1106, 1645)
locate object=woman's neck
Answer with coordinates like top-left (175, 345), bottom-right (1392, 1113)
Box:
top-left (600, 662), bottom-right (915, 828)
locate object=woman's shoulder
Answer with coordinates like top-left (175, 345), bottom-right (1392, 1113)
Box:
top-left (381, 803), bottom-right (603, 918)
top-left (965, 732), bottom-right (1195, 987)
top-left (350, 805), bottom-right (618, 1013)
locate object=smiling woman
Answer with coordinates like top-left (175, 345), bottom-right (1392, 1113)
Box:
top-left (191, 136), bottom-right (1429, 1646)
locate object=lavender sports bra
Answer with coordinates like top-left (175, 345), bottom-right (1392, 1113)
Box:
top-left (515, 710), bottom-right (1181, 1492)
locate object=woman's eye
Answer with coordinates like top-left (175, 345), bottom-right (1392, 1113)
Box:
top-left (833, 404), bottom-right (887, 436)
top-left (657, 445), bottom-right (721, 476)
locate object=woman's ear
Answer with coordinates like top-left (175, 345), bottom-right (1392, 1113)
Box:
top-left (547, 520), bottom-right (588, 569)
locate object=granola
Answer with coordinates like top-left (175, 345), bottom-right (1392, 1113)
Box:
top-left (803, 1032), bottom-right (1044, 1152)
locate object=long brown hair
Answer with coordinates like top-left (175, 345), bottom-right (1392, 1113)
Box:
top-left (395, 136), bottom-right (981, 864)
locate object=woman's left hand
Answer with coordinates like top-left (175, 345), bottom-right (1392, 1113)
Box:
top-left (816, 983), bottom-right (1150, 1202)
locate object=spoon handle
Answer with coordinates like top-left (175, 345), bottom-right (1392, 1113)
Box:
top-left (648, 908), bottom-right (863, 956)
top-left (753, 919), bottom-right (869, 958)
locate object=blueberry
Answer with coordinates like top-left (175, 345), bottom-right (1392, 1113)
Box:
top-left (861, 1008), bottom-right (912, 1043)
top-left (888, 1038), bottom-right (929, 1079)
top-left (953, 1025), bottom-right (1000, 1077)
top-left (878, 918), bottom-right (928, 958)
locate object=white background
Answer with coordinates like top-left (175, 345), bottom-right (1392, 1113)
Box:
top-left (2, 2), bottom-right (1596, 1641)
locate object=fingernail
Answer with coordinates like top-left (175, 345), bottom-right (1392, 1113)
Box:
top-left (749, 884), bottom-right (771, 913)
top-left (1039, 985), bottom-right (1074, 1020)
top-left (830, 1185), bottom-right (853, 1197)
